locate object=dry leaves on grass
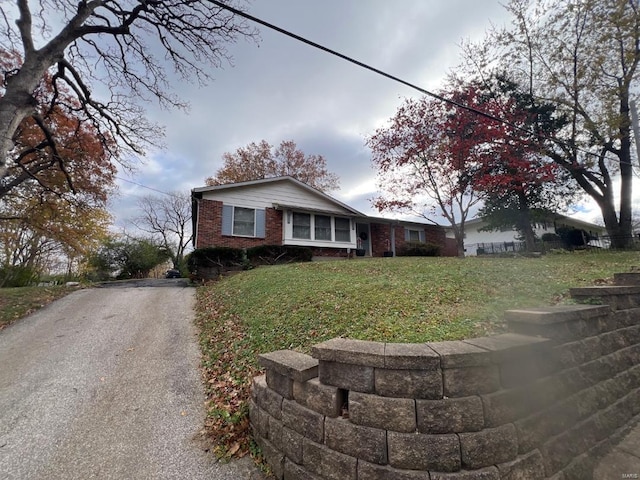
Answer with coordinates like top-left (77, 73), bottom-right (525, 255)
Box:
top-left (196, 290), bottom-right (260, 459)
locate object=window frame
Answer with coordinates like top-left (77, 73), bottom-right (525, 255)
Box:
top-left (405, 227), bottom-right (426, 243)
top-left (232, 206), bottom-right (256, 237)
top-left (334, 217), bottom-right (351, 242)
top-left (288, 211), bottom-right (353, 244)
top-left (221, 204), bottom-right (266, 238)
top-left (314, 214), bottom-right (332, 241)
top-left (292, 212), bottom-right (312, 240)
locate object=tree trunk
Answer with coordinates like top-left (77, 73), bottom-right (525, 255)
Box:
top-left (601, 198), bottom-right (631, 249)
top-left (615, 91), bottom-right (634, 249)
top-left (456, 236), bottom-right (465, 258)
top-left (451, 224), bottom-right (466, 258)
top-left (0, 54), bottom-right (58, 178)
top-left (516, 192), bottom-right (537, 252)
top-left (0, 83), bottom-right (37, 178)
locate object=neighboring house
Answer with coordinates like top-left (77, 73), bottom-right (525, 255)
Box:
top-left (191, 176), bottom-right (450, 257)
top-left (448, 215), bottom-right (608, 256)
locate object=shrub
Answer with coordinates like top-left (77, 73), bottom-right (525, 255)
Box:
top-left (187, 247), bottom-right (246, 280)
top-left (555, 227), bottom-right (592, 249)
top-left (398, 242), bottom-right (441, 257)
top-left (188, 247), bottom-right (245, 268)
top-left (0, 266), bottom-right (40, 288)
top-left (541, 233), bottom-right (562, 243)
top-left (246, 245), bottom-right (313, 265)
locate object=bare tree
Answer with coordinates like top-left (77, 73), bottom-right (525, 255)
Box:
top-left (132, 192), bottom-right (193, 270)
top-left (0, 1), bottom-right (257, 183)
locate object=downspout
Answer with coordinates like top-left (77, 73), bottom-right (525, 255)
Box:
top-left (191, 191), bottom-right (200, 249)
top-left (390, 223), bottom-right (396, 256)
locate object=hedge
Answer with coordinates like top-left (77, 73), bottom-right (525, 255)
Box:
top-left (187, 245), bottom-right (313, 280)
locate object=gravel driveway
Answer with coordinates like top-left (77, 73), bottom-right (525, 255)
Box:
top-left (0, 279), bottom-right (262, 480)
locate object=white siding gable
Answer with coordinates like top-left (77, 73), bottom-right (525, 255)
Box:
top-left (201, 180), bottom-right (353, 214)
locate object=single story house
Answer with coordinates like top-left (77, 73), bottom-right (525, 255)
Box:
top-left (191, 176), bottom-right (452, 257)
top-left (450, 214), bottom-right (608, 256)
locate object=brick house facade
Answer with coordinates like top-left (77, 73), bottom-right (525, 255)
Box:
top-left (192, 177), bottom-right (452, 257)
top-left (368, 222), bottom-right (447, 257)
top-left (195, 199), bottom-right (283, 250)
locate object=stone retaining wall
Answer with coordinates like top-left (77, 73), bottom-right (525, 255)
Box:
top-left (250, 271), bottom-right (640, 479)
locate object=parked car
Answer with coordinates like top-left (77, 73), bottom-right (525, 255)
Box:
top-left (165, 269), bottom-right (181, 278)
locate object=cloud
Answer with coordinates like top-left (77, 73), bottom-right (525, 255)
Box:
top-left (111, 0), bottom-right (512, 228)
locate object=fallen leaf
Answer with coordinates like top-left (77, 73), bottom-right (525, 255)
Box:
top-left (228, 443), bottom-right (240, 456)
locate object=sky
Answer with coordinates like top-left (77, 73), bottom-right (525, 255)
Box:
top-left (110, 0), bottom-right (613, 232)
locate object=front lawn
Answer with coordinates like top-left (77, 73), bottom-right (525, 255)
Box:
top-left (194, 251), bottom-right (639, 458)
top-left (0, 285), bottom-right (77, 331)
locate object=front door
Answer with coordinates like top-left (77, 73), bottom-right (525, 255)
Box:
top-left (356, 223), bottom-right (371, 256)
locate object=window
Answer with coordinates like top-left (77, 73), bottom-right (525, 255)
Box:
top-left (335, 217), bottom-right (351, 242)
top-left (221, 205), bottom-right (266, 238)
top-left (315, 215), bottom-right (332, 240)
top-left (293, 213), bottom-right (311, 239)
top-left (233, 207), bottom-right (255, 236)
top-left (288, 211), bottom-right (354, 243)
top-left (408, 229), bottom-right (421, 242)
top-left (405, 228), bottom-right (425, 243)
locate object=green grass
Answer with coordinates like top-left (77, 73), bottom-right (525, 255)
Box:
top-left (0, 285), bottom-right (76, 330)
top-left (194, 251), bottom-right (639, 457)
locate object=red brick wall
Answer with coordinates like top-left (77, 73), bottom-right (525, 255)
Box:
top-left (367, 223), bottom-right (447, 257)
top-left (443, 238), bottom-right (459, 257)
top-left (370, 223), bottom-right (393, 256)
top-left (310, 247), bottom-right (351, 258)
top-left (393, 225), bottom-right (408, 254)
top-left (195, 199), bottom-right (454, 257)
top-left (425, 224), bottom-right (446, 246)
top-left (195, 199), bottom-right (283, 249)
top-left (391, 224), bottom-right (450, 256)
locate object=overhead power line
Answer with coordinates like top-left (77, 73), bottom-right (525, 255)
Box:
top-left (210, 1), bottom-right (514, 127)
top-left (210, 0), bottom-right (634, 169)
top-left (116, 176), bottom-right (177, 197)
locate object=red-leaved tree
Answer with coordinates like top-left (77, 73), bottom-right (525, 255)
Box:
top-left (368, 84), bottom-right (505, 257)
top-left (369, 78), bottom-right (570, 256)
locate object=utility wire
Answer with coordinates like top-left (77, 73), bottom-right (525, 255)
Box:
top-left (115, 176), bottom-right (178, 197)
top-left (210, 1), bottom-right (518, 128)
top-left (211, 0), bottom-right (634, 168)
top-left (114, 2), bottom-right (637, 198)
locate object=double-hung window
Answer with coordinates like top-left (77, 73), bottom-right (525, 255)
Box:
top-left (315, 215), bottom-right (332, 241)
top-left (233, 207), bottom-right (255, 236)
top-left (292, 213), bottom-right (311, 239)
top-left (334, 217), bottom-right (351, 242)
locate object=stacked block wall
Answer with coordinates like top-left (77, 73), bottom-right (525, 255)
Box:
top-left (250, 274), bottom-right (640, 479)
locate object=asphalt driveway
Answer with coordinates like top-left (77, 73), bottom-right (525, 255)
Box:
top-left (0, 279), bottom-right (261, 479)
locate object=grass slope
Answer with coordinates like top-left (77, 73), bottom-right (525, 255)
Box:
top-left (195, 251), bottom-right (639, 457)
top-left (0, 285), bottom-right (76, 330)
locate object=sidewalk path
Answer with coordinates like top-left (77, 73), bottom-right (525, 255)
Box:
top-left (594, 420), bottom-right (640, 480)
